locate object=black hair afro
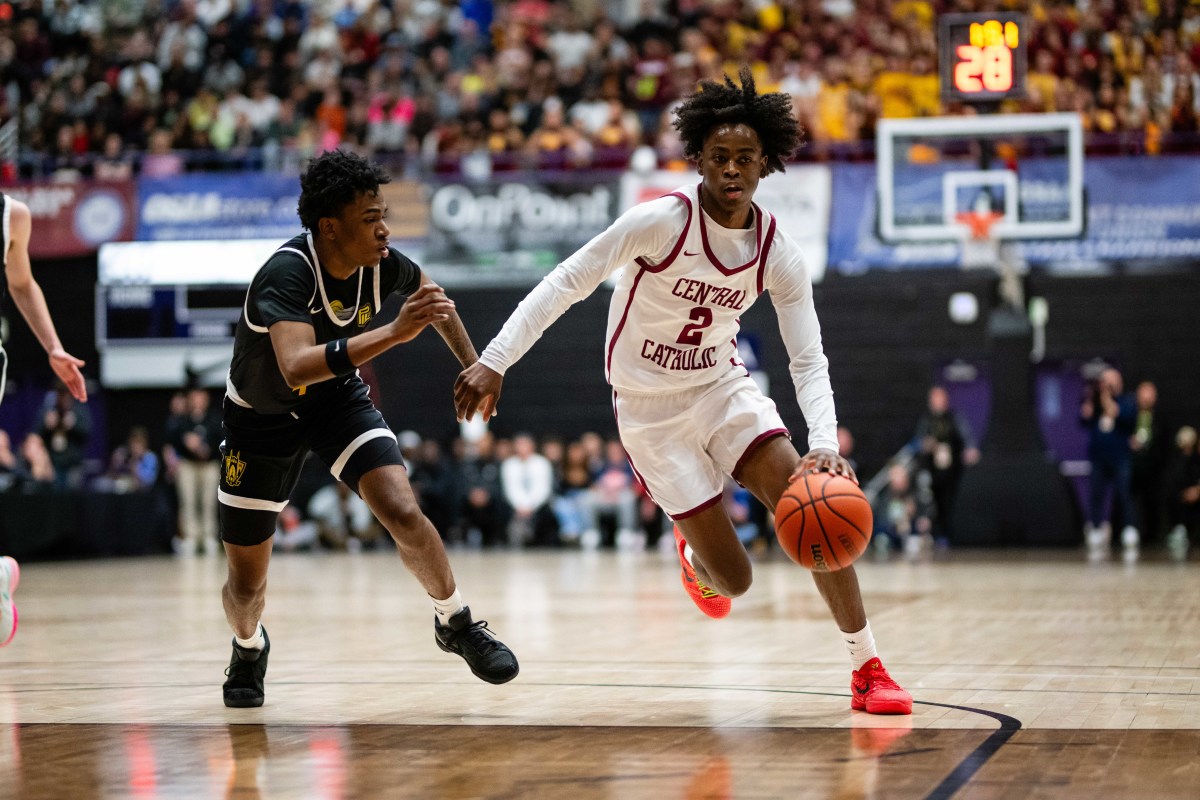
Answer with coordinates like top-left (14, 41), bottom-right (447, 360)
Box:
top-left (672, 66), bottom-right (804, 174)
top-left (297, 149), bottom-right (391, 230)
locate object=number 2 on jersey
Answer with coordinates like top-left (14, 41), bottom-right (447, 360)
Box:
top-left (676, 307), bottom-right (713, 346)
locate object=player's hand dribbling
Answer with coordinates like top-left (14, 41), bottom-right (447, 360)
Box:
top-left (791, 447), bottom-right (857, 485)
top-left (392, 283), bottom-right (455, 343)
top-left (454, 362), bottom-right (502, 422)
top-left (49, 348), bottom-right (87, 403)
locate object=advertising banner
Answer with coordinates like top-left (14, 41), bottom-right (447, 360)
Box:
top-left (1015, 156), bottom-right (1200, 268)
top-left (421, 176), bottom-right (620, 288)
top-left (829, 156), bottom-right (1200, 273)
top-left (136, 173), bottom-right (302, 241)
top-left (620, 167), bottom-right (832, 283)
top-left (4, 180), bottom-right (136, 259)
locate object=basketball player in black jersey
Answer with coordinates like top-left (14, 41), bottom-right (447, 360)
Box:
top-left (218, 151), bottom-right (517, 707)
top-left (0, 193), bottom-right (89, 647)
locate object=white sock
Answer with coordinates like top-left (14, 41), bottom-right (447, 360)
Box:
top-left (683, 544), bottom-right (695, 565)
top-left (235, 622), bottom-right (265, 651)
top-left (431, 588), bottom-right (465, 626)
top-left (843, 621), bottom-right (878, 670)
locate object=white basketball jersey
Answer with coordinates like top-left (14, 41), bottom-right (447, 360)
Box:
top-left (604, 184), bottom-right (777, 393)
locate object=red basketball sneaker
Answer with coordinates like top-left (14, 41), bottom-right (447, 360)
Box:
top-left (674, 527), bottom-right (731, 619)
top-left (851, 659), bottom-right (912, 715)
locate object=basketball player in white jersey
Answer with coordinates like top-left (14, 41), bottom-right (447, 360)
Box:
top-left (455, 69), bottom-right (911, 714)
top-left (0, 193), bottom-right (89, 647)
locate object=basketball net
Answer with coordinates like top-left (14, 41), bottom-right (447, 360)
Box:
top-left (954, 210), bottom-right (1004, 270)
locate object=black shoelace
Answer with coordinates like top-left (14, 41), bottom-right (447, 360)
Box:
top-left (225, 650), bottom-right (261, 680)
top-left (456, 619), bottom-right (500, 656)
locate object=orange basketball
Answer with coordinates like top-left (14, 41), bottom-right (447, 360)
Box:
top-left (774, 473), bottom-right (872, 571)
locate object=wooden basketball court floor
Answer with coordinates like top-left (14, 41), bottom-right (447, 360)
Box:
top-left (1, 547), bottom-right (1196, 799)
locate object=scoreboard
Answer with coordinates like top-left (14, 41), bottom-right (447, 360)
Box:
top-left (939, 12), bottom-right (1028, 104)
top-left (104, 284), bottom-right (246, 342)
top-left (97, 239), bottom-right (279, 388)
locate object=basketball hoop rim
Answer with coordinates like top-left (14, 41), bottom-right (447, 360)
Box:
top-left (955, 211), bottom-right (1005, 242)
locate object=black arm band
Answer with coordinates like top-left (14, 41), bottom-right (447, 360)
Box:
top-left (325, 338), bottom-right (356, 377)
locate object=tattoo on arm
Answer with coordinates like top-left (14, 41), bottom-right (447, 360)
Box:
top-left (434, 311), bottom-right (479, 368)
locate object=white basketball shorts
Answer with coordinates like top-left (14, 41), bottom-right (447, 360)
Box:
top-left (613, 370), bottom-right (789, 519)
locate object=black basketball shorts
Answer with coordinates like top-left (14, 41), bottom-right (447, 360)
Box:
top-left (217, 380), bottom-right (405, 546)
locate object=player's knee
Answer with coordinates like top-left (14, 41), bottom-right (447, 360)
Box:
top-left (223, 576), bottom-right (266, 606)
top-left (375, 496), bottom-right (425, 535)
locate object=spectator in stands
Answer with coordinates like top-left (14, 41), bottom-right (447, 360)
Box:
top-left (590, 99), bottom-right (641, 165)
top-left (273, 505), bottom-right (318, 552)
top-left (141, 128), bottom-right (185, 177)
top-left (158, 3), bottom-right (207, 74)
top-left (552, 439), bottom-right (595, 546)
top-left (410, 438), bottom-right (456, 538)
top-left (500, 432), bottom-right (559, 547)
top-left (101, 426), bottom-right (159, 494)
top-left (117, 31), bottom-right (162, 101)
top-left (1166, 425), bottom-right (1199, 556)
top-left (93, 132), bottom-right (135, 180)
top-left (525, 97), bottom-right (591, 168)
top-left (587, 439), bottom-right (639, 549)
top-left (38, 382), bottom-right (91, 490)
top-left (165, 386), bottom-right (222, 556)
top-left (545, 7), bottom-right (593, 82)
top-left (1080, 366), bottom-right (1139, 554)
top-left (578, 431), bottom-right (605, 475)
top-left (910, 385), bottom-right (979, 546)
top-left (0, 429), bottom-right (28, 492)
top-left (17, 433), bottom-right (55, 490)
top-left (813, 57), bottom-right (859, 144)
top-left (453, 432), bottom-right (509, 548)
top-left (628, 36), bottom-right (675, 136)
top-left (308, 480), bottom-right (380, 551)
top-left (1130, 381), bottom-right (1171, 544)
top-left (871, 463), bottom-right (934, 557)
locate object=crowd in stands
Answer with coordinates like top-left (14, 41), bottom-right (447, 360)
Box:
top-left (4, 376), bottom-right (1200, 558)
top-left (0, 380), bottom-right (775, 552)
top-left (5, 0), bottom-right (1200, 180)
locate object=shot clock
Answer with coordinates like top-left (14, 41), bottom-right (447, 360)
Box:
top-left (939, 12), bottom-right (1028, 104)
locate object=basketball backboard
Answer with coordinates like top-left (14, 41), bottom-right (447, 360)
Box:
top-left (876, 113), bottom-right (1084, 243)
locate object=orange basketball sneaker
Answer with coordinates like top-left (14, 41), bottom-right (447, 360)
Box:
top-left (674, 527), bottom-right (731, 619)
top-left (851, 658), bottom-right (913, 715)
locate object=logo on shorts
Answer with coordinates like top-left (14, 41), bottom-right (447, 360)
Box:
top-left (224, 451), bottom-right (247, 487)
top-left (357, 303), bottom-right (371, 326)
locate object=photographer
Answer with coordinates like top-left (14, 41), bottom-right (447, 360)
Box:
top-left (1080, 366), bottom-right (1138, 553)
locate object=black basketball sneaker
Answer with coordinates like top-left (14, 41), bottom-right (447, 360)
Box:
top-left (223, 627), bottom-right (270, 707)
top-left (434, 607), bottom-right (519, 684)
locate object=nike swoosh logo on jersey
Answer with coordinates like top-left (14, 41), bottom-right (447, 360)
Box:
top-left (684, 250), bottom-right (700, 256)
top-left (310, 307), bottom-right (322, 315)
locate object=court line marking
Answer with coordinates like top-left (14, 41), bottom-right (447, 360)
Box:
top-left (521, 682), bottom-right (1023, 800)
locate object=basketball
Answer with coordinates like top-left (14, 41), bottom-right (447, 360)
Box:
top-left (775, 473), bottom-right (873, 572)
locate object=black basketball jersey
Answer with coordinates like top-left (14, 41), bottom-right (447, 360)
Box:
top-left (227, 232), bottom-right (421, 414)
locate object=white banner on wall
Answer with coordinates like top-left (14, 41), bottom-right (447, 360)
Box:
top-left (619, 166), bottom-right (832, 283)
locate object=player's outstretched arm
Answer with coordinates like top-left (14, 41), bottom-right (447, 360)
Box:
top-left (4, 200), bottom-right (87, 402)
top-left (422, 273), bottom-right (480, 369)
top-left (454, 362), bottom-right (502, 423)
